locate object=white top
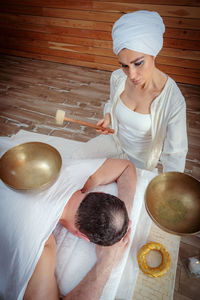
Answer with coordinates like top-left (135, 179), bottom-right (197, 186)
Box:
top-left (116, 98), bottom-right (152, 163)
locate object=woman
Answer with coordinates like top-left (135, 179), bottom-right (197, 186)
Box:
top-left (72, 10), bottom-right (188, 172)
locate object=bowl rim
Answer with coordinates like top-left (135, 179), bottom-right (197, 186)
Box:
top-left (0, 141), bottom-right (62, 191)
top-left (145, 172), bottom-right (200, 236)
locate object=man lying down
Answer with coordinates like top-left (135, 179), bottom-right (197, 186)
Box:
top-left (0, 157), bottom-right (137, 300)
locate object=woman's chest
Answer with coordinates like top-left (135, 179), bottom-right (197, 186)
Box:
top-left (116, 99), bottom-right (151, 133)
top-left (120, 88), bottom-right (159, 114)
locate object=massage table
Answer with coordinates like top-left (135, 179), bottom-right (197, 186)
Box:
top-left (0, 130), bottom-right (180, 300)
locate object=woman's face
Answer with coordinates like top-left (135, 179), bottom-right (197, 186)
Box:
top-left (118, 49), bottom-right (155, 86)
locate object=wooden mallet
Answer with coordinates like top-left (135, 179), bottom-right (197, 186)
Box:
top-left (55, 109), bottom-right (114, 134)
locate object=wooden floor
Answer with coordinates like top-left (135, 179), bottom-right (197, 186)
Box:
top-left (0, 54), bottom-right (199, 299)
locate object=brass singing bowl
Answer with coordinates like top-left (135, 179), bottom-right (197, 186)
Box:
top-left (0, 142), bottom-right (62, 191)
top-left (145, 172), bottom-right (200, 236)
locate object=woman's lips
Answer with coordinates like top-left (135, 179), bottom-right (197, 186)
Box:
top-left (132, 79), bottom-right (141, 84)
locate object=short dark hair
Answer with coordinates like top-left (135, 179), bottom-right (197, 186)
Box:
top-left (75, 192), bottom-right (129, 246)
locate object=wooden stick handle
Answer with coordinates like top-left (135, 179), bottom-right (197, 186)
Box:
top-left (63, 116), bottom-right (114, 134)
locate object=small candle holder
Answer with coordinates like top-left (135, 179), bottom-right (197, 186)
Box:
top-left (182, 255), bottom-right (200, 278)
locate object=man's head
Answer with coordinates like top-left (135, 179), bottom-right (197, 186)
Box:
top-left (75, 192), bottom-right (129, 246)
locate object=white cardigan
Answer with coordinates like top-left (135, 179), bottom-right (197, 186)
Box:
top-left (104, 69), bottom-right (188, 172)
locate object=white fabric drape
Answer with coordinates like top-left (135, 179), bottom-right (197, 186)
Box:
top-left (112, 10), bottom-right (165, 56)
top-left (0, 137), bottom-right (105, 300)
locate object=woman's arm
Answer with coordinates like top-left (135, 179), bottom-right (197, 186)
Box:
top-left (160, 100), bottom-right (188, 173)
top-left (103, 70), bottom-right (117, 116)
top-left (96, 70), bottom-right (117, 135)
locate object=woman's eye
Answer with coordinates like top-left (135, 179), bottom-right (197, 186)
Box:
top-left (121, 64), bottom-right (128, 68)
top-left (135, 60), bottom-right (144, 66)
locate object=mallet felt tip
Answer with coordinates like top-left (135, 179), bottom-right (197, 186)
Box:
top-left (55, 109), bottom-right (114, 134)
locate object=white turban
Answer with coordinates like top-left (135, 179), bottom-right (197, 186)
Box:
top-left (112, 10), bottom-right (165, 57)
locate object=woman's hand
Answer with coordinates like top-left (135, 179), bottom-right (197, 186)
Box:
top-left (96, 113), bottom-right (111, 135)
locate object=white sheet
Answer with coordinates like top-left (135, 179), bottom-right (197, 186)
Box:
top-left (0, 137), bottom-right (105, 300)
top-left (0, 130), bottom-right (157, 300)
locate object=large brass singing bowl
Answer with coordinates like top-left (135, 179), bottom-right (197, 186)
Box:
top-left (0, 142), bottom-right (62, 191)
top-left (145, 172), bottom-right (200, 236)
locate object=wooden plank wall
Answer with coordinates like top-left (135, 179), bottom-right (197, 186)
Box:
top-left (0, 0), bottom-right (199, 85)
